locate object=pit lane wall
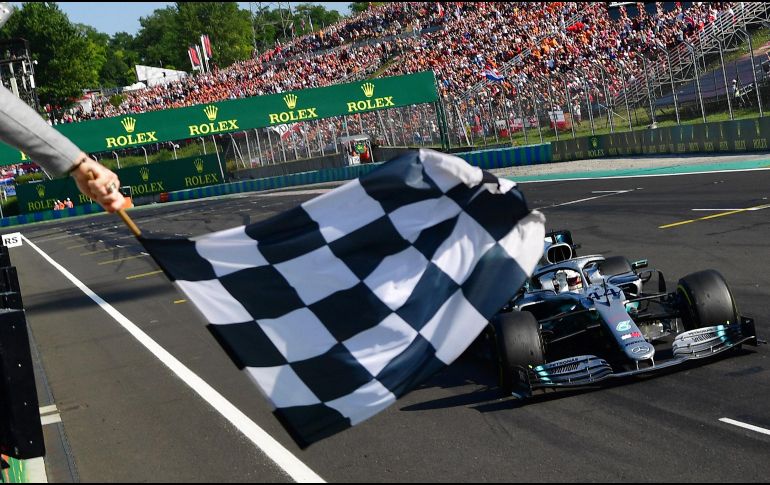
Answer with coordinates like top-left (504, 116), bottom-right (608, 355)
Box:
top-left (453, 143), bottom-right (552, 169)
top-left (551, 118), bottom-right (770, 162)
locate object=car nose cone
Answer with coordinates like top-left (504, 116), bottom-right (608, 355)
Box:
top-left (625, 341), bottom-right (655, 361)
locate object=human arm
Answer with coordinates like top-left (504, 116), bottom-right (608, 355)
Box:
top-left (0, 85), bottom-right (81, 175)
top-left (0, 85), bottom-right (124, 212)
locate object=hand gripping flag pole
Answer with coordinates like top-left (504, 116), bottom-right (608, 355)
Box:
top-left (88, 171), bottom-right (142, 237)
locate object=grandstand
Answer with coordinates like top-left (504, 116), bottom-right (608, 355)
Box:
top-left (24, 2), bottom-right (770, 165)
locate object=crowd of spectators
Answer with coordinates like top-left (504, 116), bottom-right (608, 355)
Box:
top-left (503, 1), bottom-right (734, 113)
top-left (403, 2), bottom-right (734, 111)
top-left (273, 3), bottom-right (426, 59)
top-left (408, 1), bottom-right (735, 140)
top-left (50, 1), bottom-right (736, 132)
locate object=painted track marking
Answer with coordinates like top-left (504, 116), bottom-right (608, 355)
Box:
top-left (536, 189), bottom-right (635, 210)
top-left (22, 234), bottom-right (325, 483)
top-left (720, 418), bottom-right (770, 437)
top-left (659, 203), bottom-right (770, 229)
top-left (125, 270), bottom-right (164, 280)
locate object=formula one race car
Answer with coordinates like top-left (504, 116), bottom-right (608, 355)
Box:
top-left (483, 230), bottom-right (759, 398)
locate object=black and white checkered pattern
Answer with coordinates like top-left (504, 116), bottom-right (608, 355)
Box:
top-left (140, 149), bottom-right (545, 448)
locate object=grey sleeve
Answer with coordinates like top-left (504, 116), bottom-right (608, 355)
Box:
top-left (0, 85), bottom-right (82, 176)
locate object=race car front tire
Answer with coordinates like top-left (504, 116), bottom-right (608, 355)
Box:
top-left (677, 269), bottom-right (739, 331)
top-left (493, 311), bottom-right (544, 397)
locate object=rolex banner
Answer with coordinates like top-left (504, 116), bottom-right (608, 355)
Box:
top-left (15, 155), bottom-right (220, 214)
top-left (551, 117), bottom-right (770, 163)
top-left (0, 71), bottom-right (438, 166)
top-left (116, 154), bottom-right (221, 195)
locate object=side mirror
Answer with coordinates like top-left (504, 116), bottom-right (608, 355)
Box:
top-left (638, 269), bottom-right (666, 293)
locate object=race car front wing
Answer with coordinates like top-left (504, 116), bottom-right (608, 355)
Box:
top-left (517, 317), bottom-right (758, 396)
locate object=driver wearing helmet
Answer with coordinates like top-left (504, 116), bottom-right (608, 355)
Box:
top-left (553, 269), bottom-right (583, 293)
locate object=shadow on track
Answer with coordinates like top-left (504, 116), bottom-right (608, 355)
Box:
top-left (400, 347), bottom-right (760, 413)
top-left (24, 280), bottom-right (177, 315)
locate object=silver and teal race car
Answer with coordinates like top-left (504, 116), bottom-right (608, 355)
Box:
top-left (484, 230), bottom-right (759, 398)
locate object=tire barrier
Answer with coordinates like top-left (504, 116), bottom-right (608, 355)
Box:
top-left (453, 143), bottom-right (552, 169)
top-left (0, 203), bottom-right (104, 229)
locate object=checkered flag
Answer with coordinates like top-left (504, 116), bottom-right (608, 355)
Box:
top-left (139, 149), bottom-right (545, 447)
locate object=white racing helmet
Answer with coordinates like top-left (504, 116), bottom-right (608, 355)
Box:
top-left (554, 269), bottom-right (583, 293)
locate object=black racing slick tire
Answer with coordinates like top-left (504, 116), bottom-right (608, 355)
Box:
top-left (597, 256), bottom-right (633, 277)
top-left (677, 269), bottom-right (739, 331)
top-left (493, 311), bottom-right (544, 396)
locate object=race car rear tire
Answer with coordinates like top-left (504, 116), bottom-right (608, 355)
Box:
top-left (677, 269), bottom-right (738, 331)
top-left (493, 311), bottom-right (544, 396)
top-left (597, 256), bottom-right (633, 277)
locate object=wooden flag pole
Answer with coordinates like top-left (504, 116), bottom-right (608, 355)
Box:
top-left (117, 208), bottom-right (142, 238)
top-left (87, 172), bottom-right (142, 237)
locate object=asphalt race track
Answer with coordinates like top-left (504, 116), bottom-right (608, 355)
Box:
top-left (6, 156), bottom-right (770, 482)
